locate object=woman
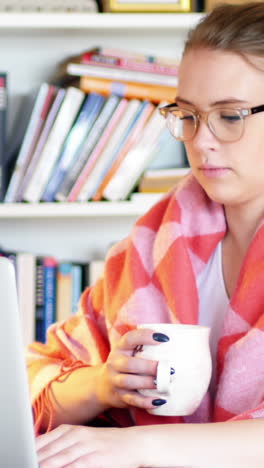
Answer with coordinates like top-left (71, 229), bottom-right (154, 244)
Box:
top-left (30, 3), bottom-right (264, 467)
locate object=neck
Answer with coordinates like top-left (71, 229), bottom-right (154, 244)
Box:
top-left (224, 201), bottom-right (264, 254)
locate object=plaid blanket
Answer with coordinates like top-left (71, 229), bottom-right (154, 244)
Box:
top-left (27, 174), bottom-right (264, 433)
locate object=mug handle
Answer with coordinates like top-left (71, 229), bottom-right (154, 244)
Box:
top-left (156, 359), bottom-right (171, 394)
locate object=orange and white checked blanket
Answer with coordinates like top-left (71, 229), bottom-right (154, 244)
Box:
top-left (27, 174), bottom-right (264, 433)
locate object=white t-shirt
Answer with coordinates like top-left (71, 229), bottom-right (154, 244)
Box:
top-left (197, 241), bottom-right (229, 395)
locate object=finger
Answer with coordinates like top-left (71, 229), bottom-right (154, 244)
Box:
top-left (113, 354), bottom-right (158, 375)
top-left (36, 424), bottom-right (71, 450)
top-left (113, 372), bottom-right (156, 390)
top-left (120, 390), bottom-right (163, 410)
top-left (117, 328), bottom-right (161, 351)
top-left (39, 441), bottom-right (89, 467)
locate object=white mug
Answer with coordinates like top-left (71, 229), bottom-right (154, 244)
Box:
top-left (135, 323), bottom-right (212, 416)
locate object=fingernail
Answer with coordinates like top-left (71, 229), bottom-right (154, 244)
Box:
top-left (152, 332), bottom-right (169, 342)
top-left (170, 367), bottom-right (175, 375)
top-left (152, 398), bottom-right (167, 406)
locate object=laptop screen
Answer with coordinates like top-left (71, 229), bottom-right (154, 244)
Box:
top-left (0, 257), bottom-right (38, 468)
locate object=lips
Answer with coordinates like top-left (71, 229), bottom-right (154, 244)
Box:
top-left (198, 165), bottom-right (231, 179)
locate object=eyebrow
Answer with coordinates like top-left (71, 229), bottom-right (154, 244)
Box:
top-left (176, 96), bottom-right (249, 106)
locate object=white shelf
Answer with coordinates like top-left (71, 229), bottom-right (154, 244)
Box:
top-left (0, 12), bottom-right (204, 29)
top-left (0, 201), bottom-right (158, 218)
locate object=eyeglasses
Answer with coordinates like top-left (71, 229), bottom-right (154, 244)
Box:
top-left (159, 103), bottom-right (264, 143)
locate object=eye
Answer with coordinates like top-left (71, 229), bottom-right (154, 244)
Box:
top-left (219, 112), bottom-right (241, 123)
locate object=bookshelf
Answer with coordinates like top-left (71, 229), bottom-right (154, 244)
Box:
top-left (0, 12), bottom-right (203, 261)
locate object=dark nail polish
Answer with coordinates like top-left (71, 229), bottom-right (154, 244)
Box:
top-left (152, 398), bottom-right (167, 406)
top-left (152, 332), bottom-right (170, 342)
top-left (170, 367), bottom-right (175, 375)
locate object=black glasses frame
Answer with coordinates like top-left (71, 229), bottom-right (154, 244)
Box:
top-left (159, 102), bottom-right (264, 118)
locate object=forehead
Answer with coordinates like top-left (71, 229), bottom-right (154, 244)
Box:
top-left (178, 48), bottom-right (264, 106)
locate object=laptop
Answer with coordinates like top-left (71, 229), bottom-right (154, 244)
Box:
top-left (0, 257), bottom-right (38, 467)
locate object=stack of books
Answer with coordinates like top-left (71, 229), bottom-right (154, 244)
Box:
top-left (4, 47), bottom-right (188, 203)
top-left (0, 246), bottom-right (104, 345)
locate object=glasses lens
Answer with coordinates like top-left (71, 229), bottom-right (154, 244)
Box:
top-left (209, 109), bottom-right (243, 142)
top-left (166, 109), bottom-right (196, 141)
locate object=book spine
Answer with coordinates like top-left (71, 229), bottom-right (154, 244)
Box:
top-left (4, 83), bottom-right (51, 203)
top-left (35, 257), bottom-right (45, 343)
top-left (80, 76), bottom-right (176, 104)
top-left (81, 52), bottom-right (178, 76)
top-left (103, 106), bottom-right (167, 201)
top-left (43, 257), bottom-right (57, 342)
top-left (23, 87), bottom-right (84, 203)
top-left (86, 46), bottom-right (179, 66)
top-left (67, 63), bottom-right (178, 88)
top-left (52, 93), bottom-right (111, 202)
top-left (92, 100), bottom-right (155, 201)
top-left (0, 73), bottom-right (7, 201)
top-left (56, 262), bottom-right (72, 323)
top-left (67, 97), bottom-right (128, 202)
top-left (18, 88), bottom-right (66, 202)
top-left (42, 92), bottom-right (105, 202)
top-left (76, 99), bottom-right (142, 202)
top-left (71, 264), bottom-right (82, 314)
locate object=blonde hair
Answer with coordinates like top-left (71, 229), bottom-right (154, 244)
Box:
top-left (184, 2), bottom-right (264, 60)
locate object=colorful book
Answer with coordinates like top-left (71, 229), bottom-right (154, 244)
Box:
top-left (92, 100), bottom-right (155, 201)
top-left (82, 46), bottom-right (179, 66)
top-left (42, 257), bottom-right (57, 343)
top-left (138, 167), bottom-right (191, 193)
top-left (67, 62), bottom-right (178, 88)
top-left (81, 50), bottom-right (178, 76)
top-left (4, 83), bottom-right (56, 203)
top-left (56, 262), bottom-right (73, 323)
top-left (102, 103), bottom-right (168, 201)
top-left (54, 94), bottom-right (118, 202)
top-left (18, 88), bottom-right (65, 201)
top-left (75, 98), bottom-right (143, 202)
top-left (67, 97), bottom-right (128, 202)
top-left (80, 76), bottom-right (176, 104)
top-left (42, 92), bottom-right (105, 202)
top-left (35, 257), bottom-right (45, 343)
top-left (0, 73), bottom-right (7, 201)
top-left (23, 86), bottom-right (84, 203)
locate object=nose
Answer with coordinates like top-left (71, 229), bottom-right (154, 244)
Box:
top-left (191, 118), bottom-right (219, 152)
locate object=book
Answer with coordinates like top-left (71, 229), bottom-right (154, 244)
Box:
top-left (80, 76), bottom-right (176, 104)
top-left (54, 93), bottom-right (119, 202)
top-left (41, 92), bottom-right (105, 202)
top-left (138, 167), bottom-right (191, 193)
top-left (17, 88), bottom-right (66, 201)
top-left (56, 262), bottom-right (73, 323)
top-left (0, 73), bottom-right (7, 201)
top-left (23, 86), bottom-right (85, 203)
top-left (88, 259), bottom-right (104, 285)
top-left (81, 50), bottom-right (178, 76)
top-left (102, 103), bottom-right (168, 201)
top-left (76, 98), bottom-right (143, 202)
top-left (67, 62), bottom-right (178, 88)
top-left (92, 100), bottom-right (155, 201)
top-left (67, 96), bottom-right (128, 202)
top-left (35, 257), bottom-right (45, 343)
top-left (83, 46), bottom-right (180, 66)
top-left (4, 83), bottom-right (56, 203)
top-left (16, 252), bottom-right (36, 346)
top-left (42, 256), bottom-right (57, 343)
top-left (147, 128), bottom-right (187, 171)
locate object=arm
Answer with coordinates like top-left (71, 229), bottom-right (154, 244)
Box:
top-left (36, 418), bottom-right (264, 468)
top-left (134, 418), bottom-right (264, 467)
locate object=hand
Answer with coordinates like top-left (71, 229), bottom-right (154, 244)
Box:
top-left (37, 424), bottom-right (144, 468)
top-left (96, 328), bottom-right (163, 411)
